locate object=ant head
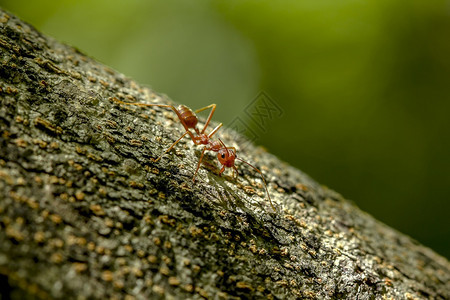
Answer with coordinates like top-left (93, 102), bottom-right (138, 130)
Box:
top-left (218, 148), bottom-right (236, 167)
top-left (217, 139), bottom-right (236, 168)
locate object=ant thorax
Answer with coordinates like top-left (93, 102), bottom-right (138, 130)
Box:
top-left (194, 134), bottom-right (210, 146)
top-left (208, 140), bottom-right (222, 152)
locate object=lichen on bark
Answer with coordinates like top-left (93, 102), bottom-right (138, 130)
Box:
top-left (0, 8), bottom-right (449, 300)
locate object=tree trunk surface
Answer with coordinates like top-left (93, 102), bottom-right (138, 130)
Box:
top-left (0, 8), bottom-right (449, 300)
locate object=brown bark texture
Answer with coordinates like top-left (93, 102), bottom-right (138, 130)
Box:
top-left (0, 8), bottom-right (449, 300)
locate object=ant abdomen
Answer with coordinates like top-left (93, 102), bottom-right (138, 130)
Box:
top-left (177, 105), bottom-right (198, 128)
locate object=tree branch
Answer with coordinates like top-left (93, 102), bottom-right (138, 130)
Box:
top-left (0, 8), bottom-right (448, 299)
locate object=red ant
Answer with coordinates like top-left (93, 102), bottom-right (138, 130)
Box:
top-left (214, 138), bottom-right (275, 211)
top-left (113, 98), bottom-right (276, 211)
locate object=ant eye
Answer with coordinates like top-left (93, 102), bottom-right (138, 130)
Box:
top-left (221, 153), bottom-right (225, 158)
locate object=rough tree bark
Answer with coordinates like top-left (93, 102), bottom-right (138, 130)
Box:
top-left (0, 8), bottom-right (449, 300)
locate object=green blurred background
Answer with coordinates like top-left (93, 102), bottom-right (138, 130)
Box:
top-left (1, 0), bottom-right (449, 258)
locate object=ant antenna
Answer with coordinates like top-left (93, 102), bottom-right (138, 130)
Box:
top-left (235, 157), bottom-right (275, 212)
top-left (217, 138), bottom-right (228, 151)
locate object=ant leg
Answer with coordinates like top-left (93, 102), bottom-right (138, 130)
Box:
top-left (207, 123), bottom-right (223, 138)
top-left (227, 146), bottom-right (237, 154)
top-left (195, 104), bottom-right (216, 134)
top-left (113, 99), bottom-right (196, 138)
top-left (221, 145), bottom-right (238, 157)
top-left (192, 147), bottom-right (207, 182)
top-left (113, 98), bottom-right (173, 110)
top-left (236, 158), bottom-right (276, 212)
top-left (217, 139), bottom-right (236, 153)
top-left (152, 131), bottom-right (189, 163)
top-left (233, 166), bottom-right (239, 179)
top-left (218, 166), bottom-right (226, 176)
